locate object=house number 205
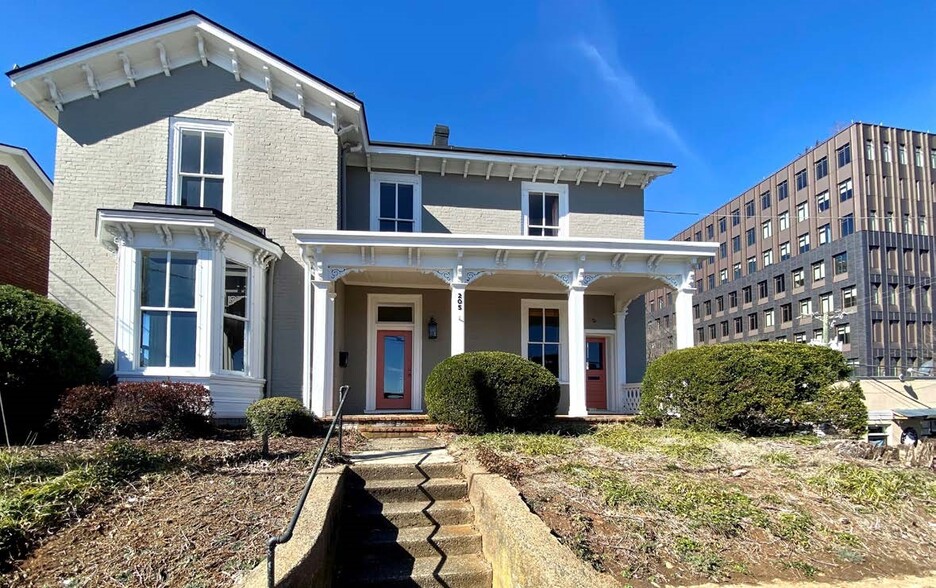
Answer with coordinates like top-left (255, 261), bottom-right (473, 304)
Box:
top-left (457, 292), bottom-right (463, 311)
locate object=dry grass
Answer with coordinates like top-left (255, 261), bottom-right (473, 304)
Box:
top-left (464, 424), bottom-right (936, 587)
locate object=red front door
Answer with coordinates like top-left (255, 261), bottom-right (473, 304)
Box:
top-left (586, 337), bottom-right (607, 410)
top-left (376, 330), bottom-right (412, 410)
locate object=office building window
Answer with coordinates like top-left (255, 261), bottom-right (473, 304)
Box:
top-left (915, 146), bottom-right (923, 167)
top-left (764, 308), bottom-right (775, 328)
top-left (899, 143), bottom-right (907, 164)
top-left (820, 293), bottom-right (833, 313)
top-left (838, 179), bottom-right (853, 202)
top-left (817, 191), bottom-right (830, 212)
top-left (883, 142), bottom-right (892, 162)
top-left (719, 242), bottom-right (727, 258)
top-left (743, 286), bottom-right (753, 304)
top-left (833, 252), bottom-right (848, 275)
top-left (779, 211), bottom-right (789, 231)
top-left (732, 209), bottom-right (740, 226)
top-left (792, 268), bottom-right (805, 288)
top-left (729, 291), bottom-right (738, 308)
top-left (775, 274), bottom-right (786, 294)
top-left (745, 201), bottom-right (755, 217)
top-left (761, 190), bottom-right (771, 210)
top-left (903, 214), bottom-right (912, 234)
top-left (865, 139), bottom-right (875, 161)
top-left (749, 313), bottom-right (758, 330)
top-left (794, 332), bottom-right (807, 343)
top-left (815, 157), bottom-right (828, 180)
top-left (732, 235), bottom-right (741, 252)
top-left (719, 216), bottom-right (727, 233)
top-left (696, 327), bottom-right (704, 343)
top-left (798, 233), bottom-right (810, 253)
top-left (763, 249), bottom-right (774, 267)
top-left (818, 224), bottom-right (831, 245)
top-left (762, 220), bottom-right (772, 239)
top-left (796, 202), bottom-right (808, 222)
top-left (841, 214), bottom-right (855, 237)
top-left (746, 228), bottom-right (756, 246)
top-left (733, 263), bottom-right (742, 279)
top-left (781, 303), bottom-right (793, 323)
top-left (780, 241), bottom-right (791, 261)
top-left (706, 224), bottom-right (714, 239)
top-left (720, 269), bottom-right (728, 283)
top-left (836, 324), bottom-right (851, 345)
top-left (778, 180), bottom-right (789, 201)
top-left (704, 300), bottom-right (712, 316)
top-left (721, 320), bottom-right (729, 337)
top-left (708, 324), bottom-right (717, 340)
top-left (707, 274), bottom-right (715, 290)
top-left (837, 143), bottom-right (851, 167)
top-left (921, 217), bottom-right (929, 235)
top-left (869, 210), bottom-right (878, 231)
top-left (695, 230), bottom-right (702, 241)
top-left (842, 286), bottom-right (856, 309)
top-left (799, 298), bottom-right (813, 317)
top-left (812, 261), bottom-right (825, 281)
top-left (795, 169), bottom-right (808, 191)
top-left (885, 213), bottom-right (894, 232)
top-left (931, 148), bottom-right (936, 169)
top-left (734, 317), bottom-right (743, 334)
top-left (716, 296), bottom-right (724, 312)
top-left (693, 305), bottom-right (700, 319)
top-left (758, 280), bottom-right (769, 299)
top-left (747, 257), bottom-right (757, 274)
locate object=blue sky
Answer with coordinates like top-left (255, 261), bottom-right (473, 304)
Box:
top-left (2, 0), bottom-right (934, 239)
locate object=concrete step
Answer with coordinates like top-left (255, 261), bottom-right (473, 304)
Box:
top-left (349, 477), bottom-right (468, 503)
top-left (342, 524), bottom-right (482, 559)
top-left (336, 553), bottom-right (492, 588)
top-left (346, 499), bottom-right (475, 529)
top-left (349, 461), bottom-right (463, 482)
top-left (358, 426), bottom-right (446, 438)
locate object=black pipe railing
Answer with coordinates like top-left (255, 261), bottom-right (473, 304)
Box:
top-left (266, 385), bottom-right (350, 587)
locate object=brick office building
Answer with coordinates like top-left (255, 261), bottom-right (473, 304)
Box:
top-left (0, 144), bottom-right (53, 295)
top-left (647, 123), bottom-right (936, 378)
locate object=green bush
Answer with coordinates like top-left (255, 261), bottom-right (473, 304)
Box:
top-left (640, 342), bottom-right (862, 436)
top-left (425, 351), bottom-right (560, 433)
top-left (245, 397), bottom-right (316, 437)
top-left (0, 285), bottom-right (101, 442)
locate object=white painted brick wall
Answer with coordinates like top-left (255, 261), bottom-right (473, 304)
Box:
top-left (570, 212), bottom-right (644, 240)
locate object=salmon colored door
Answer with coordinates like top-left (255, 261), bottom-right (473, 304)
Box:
top-left (586, 337), bottom-right (607, 410)
top-left (376, 330), bottom-right (412, 410)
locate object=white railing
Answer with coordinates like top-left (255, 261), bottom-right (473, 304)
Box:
top-left (618, 383), bottom-right (641, 414)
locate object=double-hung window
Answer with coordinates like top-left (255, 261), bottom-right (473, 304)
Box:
top-left (837, 144), bottom-right (851, 167)
top-left (521, 182), bottom-right (568, 237)
top-left (815, 157), bottom-right (828, 180)
top-left (169, 118), bottom-right (233, 213)
top-left (139, 251), bottom-right (198, 368)
top-left (522, 300), bottom-right (566, 380)
top-left (371, 172), bottom-right (422, 232)
top-left (817, 191), bottom-right (830, 213)
top-left (222, 260), bottom-right (249, 373)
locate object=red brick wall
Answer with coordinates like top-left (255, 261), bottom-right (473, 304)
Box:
top-left (0, 165), bottom-right (51, 295)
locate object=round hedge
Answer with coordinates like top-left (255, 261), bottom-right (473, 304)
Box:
top-left (245, 397), bottom-right (316, 437)
top-left (640, 342), bottom-right (865, 436)
top-left (425, 351), bottom-right (560, 433)
top-left (0, 285), bottom-right (101, 441)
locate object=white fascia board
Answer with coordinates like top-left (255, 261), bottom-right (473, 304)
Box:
top-left (97, 209), bottom-right (284, 257)
top-left (293, 229), bottom-right (718, 259)
top-left (365, 144), bottom-right (674, 177)
top-left (0, 146), bottom-right (53, 214)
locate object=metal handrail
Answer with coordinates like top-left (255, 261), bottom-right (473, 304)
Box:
top-left (267, 385), bottom-right (350, 587)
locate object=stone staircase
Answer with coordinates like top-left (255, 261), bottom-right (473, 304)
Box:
top-left (334, 447), bottom-right (491, 587)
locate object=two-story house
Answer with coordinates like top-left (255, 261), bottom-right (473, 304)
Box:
top-left (7, 12), bottom-right (716, 419)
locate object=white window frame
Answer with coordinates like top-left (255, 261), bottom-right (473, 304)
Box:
top-left (167, 117), bottom-right (234, 215)
top-left (521, 181), bottom-right (569, 237)
top-left (520, 299), bottom-right (569, 383)
top-left (779, 211), bottom-right (789, 231)
top-left (369, 172), bottom-right (423, 232)
top-left (221, 259), bottom-right (251, 375)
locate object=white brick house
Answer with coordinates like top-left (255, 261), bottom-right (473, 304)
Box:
top-left (8, 11), bottom-right (716, 418)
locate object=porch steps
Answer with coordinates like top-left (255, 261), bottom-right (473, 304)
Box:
top-left (334, 454), bottom-right (491, 587)
top-left (330, 414), bottom-right (450, 438)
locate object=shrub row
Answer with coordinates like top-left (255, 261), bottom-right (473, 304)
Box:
top-left (640, 342), bottom-right (866, 436)
top-left (425, 351), bottom-right (560, 433)
top-left (54, 382), bottom-right (213, 439)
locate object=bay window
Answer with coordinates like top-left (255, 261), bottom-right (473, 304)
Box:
top-left (223, 260), bottom-right (249, 372)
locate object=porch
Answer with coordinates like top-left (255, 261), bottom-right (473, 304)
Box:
top-left (295, 230), bottom-right (717, 417)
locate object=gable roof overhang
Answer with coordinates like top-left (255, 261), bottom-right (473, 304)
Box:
top-left (0, 144), bottom-right (53, 214)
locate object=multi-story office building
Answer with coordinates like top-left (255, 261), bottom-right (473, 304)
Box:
top-left (647, 123), bottom-right (936, 378)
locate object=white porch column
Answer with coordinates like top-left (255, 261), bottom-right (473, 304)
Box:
top-left (567, 285), bottom-right (588, 417)
top-left (613, 307), bottom-right (628, 410)
top-left (674, 276), bottom-right (696, 349)
top-left (310, 279), bottom-right (336, 417)
top-left (450, 282), bottom-right (466, 356)
top-left (301, 260), bottom-right (313, 410)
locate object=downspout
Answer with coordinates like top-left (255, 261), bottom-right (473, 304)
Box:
top-left (263, 260), bottom-right (277, 398)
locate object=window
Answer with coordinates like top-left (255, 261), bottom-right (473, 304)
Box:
top-left (837, 324), bottom-right (851, 345)
top-left (747, 256), bottom-right (757, 273)
top-left (915, 146), bottom-right (923, 167)
top-left (794, 332), bottom-right (807, 343)
top-left (706, 224), bottom-right (714, 239)
top-left (869, 210), bottom-right (878, 230)
top-left (833, 252), bottom-right (848, 275)
top-left (696, 327), bottom-right (704, 343)
top-left (885, 213), bottom-right (894, 232)
top-left (716, 296), bottom-right (724, 312)
top-left (780, 241), bottom-right (791, 261)
top-left (812, 261), bottom-right (825, 281)
top-left (865, 139), bottom-right (875, 160)
top-left (139, 251), bottom-right (198, 368)
top-left (721, 321), bottom-right (729, 337)
top-left (746, 228), bottom-right (756, 246)
top-left (524, 303), bottom-right (564, 379)
top-left (743, 286), bottom-right (753, 304)
top-left (775, 274), bottom-right (786, 294)
top-left (837, 143), bottom-right (851, 167)
top-left (817, 191), bottom-right (830, 212)
top-left (758, 280), bottom-right (769, 299)
top-left (818, 224), bottom-right (831, 245)
top-left (871, 284), bottom-right (881, 305)
top-left (720, 269), bottom-right (728, 283)
top-left (745, 201), bottom-right (756, 217)
top-left (842, 286), bottom-right (856, 309)
top-left (763, 249), bottom-right (774, 267)
top-left (781, 303), bottom-right (793, 323)
top-left (931, 148), bottom-right (936, 169)
top-left (796, 202), bottom-right (808, 222)
top-left (719, 216), bottom-right (727, 233)
top-left (695, 230), bottom-right (702, 241)
top-left (733, 263), bottom-right (742, 279)
top-left (734, 317), bottom-right (743, 334)
top-left (729, 291), bottom-right (738, 308)
top-left (704, 300), bottom-right (712, 316)
top-left (372, 172), bottom-right (422, 232)
top-left (921, 217), bottom-right (929, 234)
top-left (521, 182), bottom-right (567, 236)
top-left (779, 211), bottom-right (789, 231)
top-left (903, 214), bottom-right (912, 234)
top-left (883, 142), bottom-right (892, 162)
top-left (731, 209), bottom-right (741, 226)
top-left (778, 180), bottom-right (789, 201)
top-left (792, 268), bottom-right (805, 288)
top-left (838, 179), bottom-right (853, 202)
top-left (815, 157), bottom-right (828, 180)
top-left (708, 324), bottom-right (716, 340)
top-left (899, 143), bottom-right (907, 164)
top-left (764, 309), bottom-right (775, 328)
top-left (820, 293), bottom-right (833, 313)
top-left (795, 169), bottom-right (808, 190)
top-left (707, 274), bottom-right (715, 290)
top-left (693, 305), bottom-right (700, 319)
top-left (762, 220), bottom-right (772, 239)
top-left (223, 260), bottom-right (249, 372)
top-left (719, 242), bottom-right (727, 258)
top-left (748, 313), bottom-right (758, 330)
top-left (761, 190), bottom-right (771, 210)
top-left (798, 233), bottom-right (810, 253)
top-left (169, 119), bottom-right (232, 212)
top-left (732, 235), bottom-right (741, 252)
top-left (799, 298), bottom-right (813, 317)
top-left (840, 214), bottom-right (855, 237)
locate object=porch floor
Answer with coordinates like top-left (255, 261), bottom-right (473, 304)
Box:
top-left (325, 412), bottom-right (638, 437)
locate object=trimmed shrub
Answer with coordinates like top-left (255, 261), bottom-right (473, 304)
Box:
top-left (0, 285), bottom-right (101, 441)
top-left (803, 382), bottom-right (867, 437)
top-left (245, 397), bottom-right (316, 438)
top-left (53, 382), bottom-right (213, 439)
top-left (425, 351), bottom-right (560, 433)
top-left (640, 342), bottom-right (861, 436)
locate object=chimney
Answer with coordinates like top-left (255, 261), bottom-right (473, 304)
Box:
top-left (432, 124), bottom-right (450, 147)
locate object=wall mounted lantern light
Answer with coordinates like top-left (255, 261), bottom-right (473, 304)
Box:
top-left (427, 316), bottom-right (438, 340)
